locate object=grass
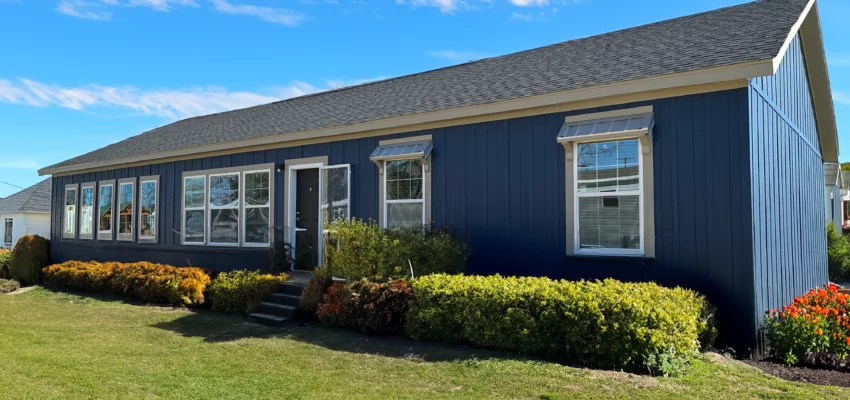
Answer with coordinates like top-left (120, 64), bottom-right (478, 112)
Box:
top-left (1, 288), bottom-right (848, 400)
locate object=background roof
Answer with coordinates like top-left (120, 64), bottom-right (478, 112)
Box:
top-left (43, 0), bottom-right (809, 173)
top-left (0, 179), bottom-right (52, 214)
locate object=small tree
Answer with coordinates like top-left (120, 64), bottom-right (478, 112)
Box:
top-left (827, 223), bottom-right (850, 283)
top-left (9, 234), bottom-right (50, 286)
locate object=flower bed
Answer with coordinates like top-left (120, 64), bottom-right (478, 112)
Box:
top-left (43, 261), bottom-right (210, 306)
top-left (765, 284), bottom-right (850, 368)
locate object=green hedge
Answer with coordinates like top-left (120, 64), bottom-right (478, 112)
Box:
top-left (406, 274), bottom-right (716, 376)
top-left (208, 270), bottom-right (287, 314)
top-left (324, 219), bottom-right (468, 281)
top-left (9, 234), bottom-right (49, 286)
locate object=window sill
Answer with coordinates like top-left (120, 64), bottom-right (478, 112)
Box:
top-left (566, 253), bottom-right (655, 262)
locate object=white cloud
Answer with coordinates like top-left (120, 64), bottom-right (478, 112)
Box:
top-left (835, 91), bottom-right (850, 106)
top-left (56, 1), bottom-right (112, 20)
top-left (123, 0), bottom-right (198, 11)
top-left (0, 77), bottom-right (387, 120)
top-left (210, 0), bottom-right (305, 26)
top-left (510, 11), bottom-right (532, 20)
top-left (509, 0), bottom-right (547, 6)
top-left (396, 0), bottom-right (465, 14)
top-left (426, 50), bottom-right (491, 63)
top-left (0, 159), bottom-right (41, 170)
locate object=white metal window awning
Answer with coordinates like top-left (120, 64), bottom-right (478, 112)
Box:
top-left (369, 140), bottom-right (433, 162)
top-left (557, 112), bottom-right (654, 143)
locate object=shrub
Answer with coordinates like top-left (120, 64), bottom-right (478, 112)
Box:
top-left (827, 223), bottom-right (850, 283)
top-left (9, 234), bottom-right (50, 286)
top-left (765, 284), bottom-right (850, 367)
top-left (406, 274), bottom-right (715, 376)
top-left (42, 261), bottom-right (211, 306)
top-left (324, 219), bottom-right (468, 281)
top-left (316, 282), bottom-right (349, 325)
top-left (0, 249), bottom-right (11, 279)
top-left (299, 267), bottom-right (332, 317)
top-left (332, 279), bottom-right (413, 334)
top-left (209, 270), bottom-right (287, 314)
top-left (0, 278), bottom-right (20, 294)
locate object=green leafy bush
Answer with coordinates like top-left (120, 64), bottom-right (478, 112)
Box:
top-left (0, 278), bottom-right (20, 293)
top-left (9, 234), bottom-right (50, 286)
top-left (317, 279), bottom-right (413, 334)
top-left (324, 219), bottom-right (467, 281)
top-left (827, 223), bottom-right (850, 283)
top-left (0, 249), bottom-right (11, 279)
top-left (209, 270), bottom-right (287, 314)
top-left (406, 274), bottom-right (715, 376)
top-left (43, 261), bottom-right (211, 306)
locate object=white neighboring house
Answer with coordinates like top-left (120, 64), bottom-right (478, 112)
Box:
top-left (0, 179), bottom-right (52, 249)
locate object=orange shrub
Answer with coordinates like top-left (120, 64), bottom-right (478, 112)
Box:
top-left (43, 261), bottom-right (211, 306)
top-left (765, 284), bottom-right (850, 366)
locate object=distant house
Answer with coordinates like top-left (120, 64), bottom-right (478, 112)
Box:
top-left (39, 0), bottom-right (839, 350)
top-left (842, 172), bottom-right (850, 230)
top-left (825, 163), bottom-right (841, 229)
top-left (0, 179), bottom-right (52, 249)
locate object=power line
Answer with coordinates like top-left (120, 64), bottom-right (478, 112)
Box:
top-left (0, 181), bottom-right (26, 190)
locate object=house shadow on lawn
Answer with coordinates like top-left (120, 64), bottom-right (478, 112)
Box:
top-left (153, 312), bottom-right (526, 364)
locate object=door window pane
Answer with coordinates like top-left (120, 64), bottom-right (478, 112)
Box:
top-left (322, 166), bottom-right (349, 225)
top-left (118, 182), bottom-right (134, 239)
top-left (140, 181), bottom-right (157, 239)
top-left (80, 186), bottom-right (94, 237)
top-left (64, 188), bottom-right (77, 237)
top-left (99, 185), bottom-right (113, 235)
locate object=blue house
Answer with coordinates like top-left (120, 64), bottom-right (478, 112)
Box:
top-left (40, 0), bottom-right (839, 350)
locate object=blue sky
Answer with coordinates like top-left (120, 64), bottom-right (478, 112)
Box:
top-left (0, 0), bottom-right (848, 197)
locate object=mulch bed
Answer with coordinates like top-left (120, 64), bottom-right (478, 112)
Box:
top-left (743, 358), bottom-right (850, 388)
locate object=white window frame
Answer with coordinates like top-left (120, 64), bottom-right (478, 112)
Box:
top-left (207, 172), bottom-right (240, 247)
top-left (242, 169), bottom-right (272, 248)
top-left (98, 180), bottom-right (115, 241)
top-left (79, 183), bottom-right (95, 240)
top-left (572, 138), bottom-right (644, 256)
top-left (3, 218), bottom-right (12, 247)
top-left (182, 175), bottom-right (207, 246)
top-left (382, 159), bottom-right (426, 229)
top-left (138, 176), bottom-right (159, 243)
top-left (117, 179), bottom-right (135, 242)
top-left (63, 184), bottom-right (78, 239)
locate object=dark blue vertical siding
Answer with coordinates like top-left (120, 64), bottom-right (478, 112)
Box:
top-left (748, 33), bottom-right (827, 341)
top-left (51, 87), bottom-right (759, 346)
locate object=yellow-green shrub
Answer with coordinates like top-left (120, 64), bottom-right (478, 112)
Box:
top-left (0, 249), bottom-right (11, 279)
top-left (208, 270), bottom-right (287, 314)
top-left (42, 261), bottom-right (211, 306)
top-left (406, 274), bottom-right (716, 376)
top-left (9, 234), bottom-right (50, 286)
top-left (325, 219), bottom-right (467, 281)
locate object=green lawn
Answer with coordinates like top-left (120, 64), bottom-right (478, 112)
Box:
top-left (1, 287), bottom-right (847, 400)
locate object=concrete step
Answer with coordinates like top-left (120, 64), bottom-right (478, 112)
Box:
top-left (249, 312), bottom-right (290, 326)
top-left (257, 302), bottom-right (297, 318)
top-left (279, 282), bottom-right (306, 296)
top-left (268, 293), bottom-right (302, 308)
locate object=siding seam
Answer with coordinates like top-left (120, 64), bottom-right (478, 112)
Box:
top-left (749, 82), bottom-right (820, 158)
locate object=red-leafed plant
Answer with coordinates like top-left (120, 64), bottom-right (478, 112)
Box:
top-left (765, 284), bottom-right (850, 367)
top-left (316, 282), bottom-right (349, 325)
top-left (316, 279), bottom-right (413, 334)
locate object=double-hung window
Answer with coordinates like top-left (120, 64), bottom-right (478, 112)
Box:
top-left (183, 176), bottom-right (206, 244)
top-left (63, 185), bottom-right (78, 239)
top-left (370, 136), bottom-right (432, 230)
top-left (244, 170), bottom-right (271, 246)
top-left (139, 177), bottom-right (158, 242)
top-left (118, 179), bottom-right (135, 241)
top-left (384, 160), bottom-right (425, 229)
top-left (98, 181), bottom-right (115, 240)
top-left (3, 218), bottom-right (12, 247)
top-left (80, 184), bottom-right (95, 239)
top-left (181, 164), bottom-right (274, 247)
top-left (558, 107), bottom-right (655, 257)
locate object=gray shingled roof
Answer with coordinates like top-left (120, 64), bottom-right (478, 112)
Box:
top-left (43, 0), bottom-right (809, 172)
top-left (0, 179), bottom-right (52, 214)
